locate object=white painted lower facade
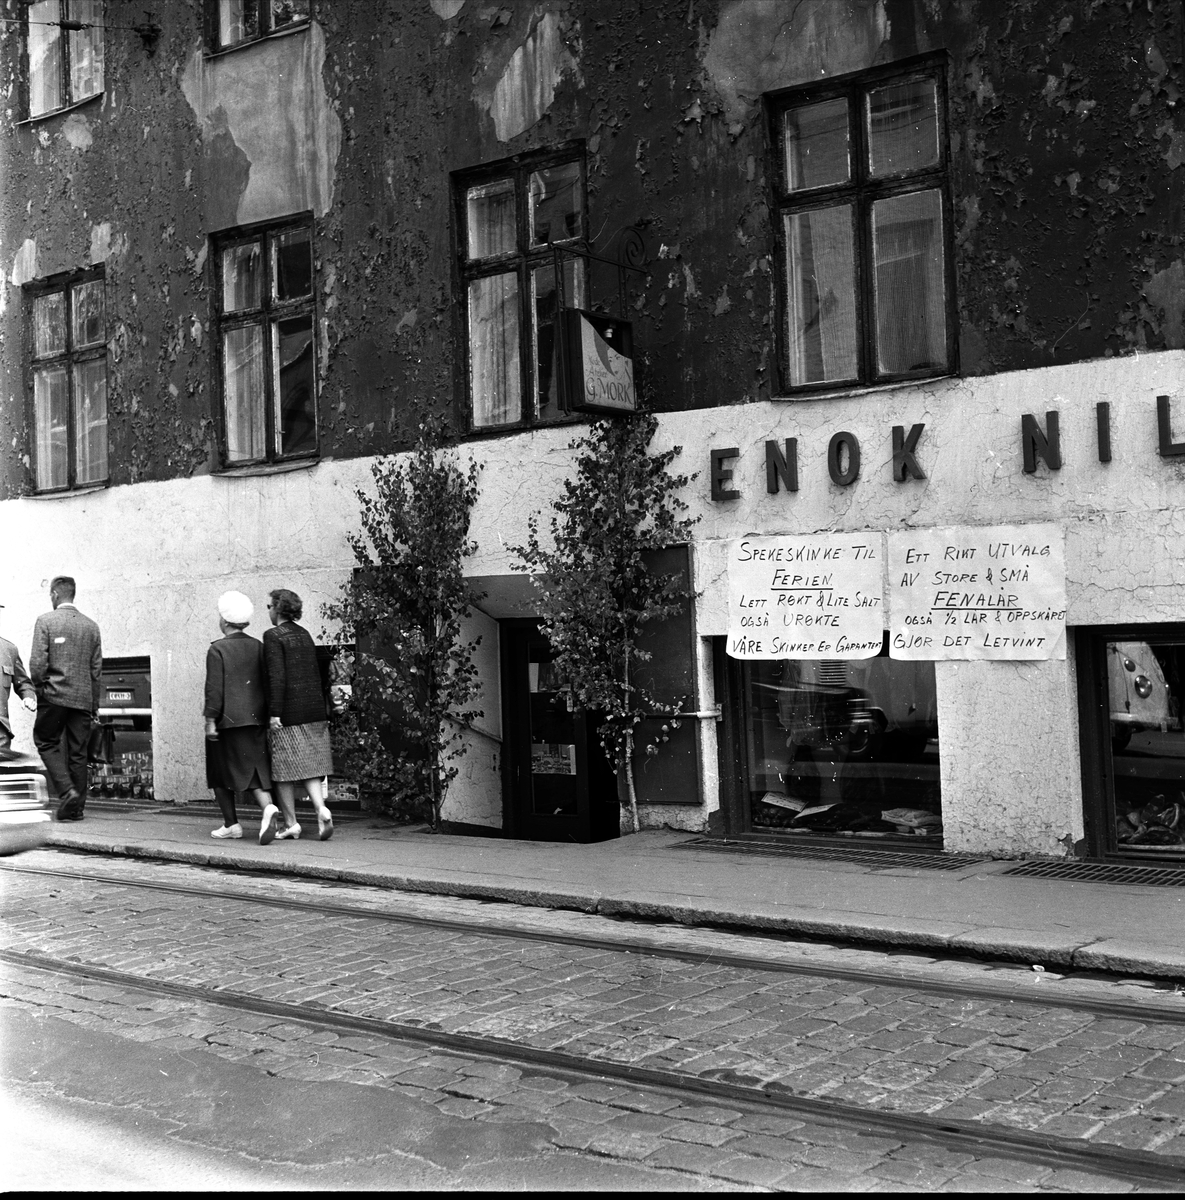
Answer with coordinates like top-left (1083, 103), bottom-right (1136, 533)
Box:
top-left (4, 349), bottom-right (1183, 856)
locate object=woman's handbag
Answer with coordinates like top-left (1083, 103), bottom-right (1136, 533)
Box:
top-left (87, 721), bottom-right (115, 764)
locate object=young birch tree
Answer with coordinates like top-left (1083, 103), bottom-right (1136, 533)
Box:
top-left (514, 413), bottom-right (697, 833)
top-left (325, 415), bottom-right (482, 828)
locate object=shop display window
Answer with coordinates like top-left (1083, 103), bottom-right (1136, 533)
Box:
top-left (89, 657), bottom-right (153, 801)
top-left (1105, 640), bottom-right (1185, 855)
top-left (741, 638), bottom-right (942, 840)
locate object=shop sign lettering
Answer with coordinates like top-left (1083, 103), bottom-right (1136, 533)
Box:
top-left (727, 534), bottom-right (883, 660)
top-left (708, 395), bottom-right (1183, 498)
top-left (887, 523), bottom-right (1066, 661)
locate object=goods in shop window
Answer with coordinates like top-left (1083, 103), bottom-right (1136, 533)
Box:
top-left (1116, 796), bottom-right (1184, 847)
top-left (882, 806), bottom-right (942, 832)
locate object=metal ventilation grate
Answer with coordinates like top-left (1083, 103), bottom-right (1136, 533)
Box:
top-left (1001, 859), bottom-right (1185, 888)
top-left (674, 836), bottom-right (990, 872)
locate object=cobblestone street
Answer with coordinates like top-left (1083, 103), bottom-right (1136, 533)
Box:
top-left (2, 849), bottom-right (1184, 1190)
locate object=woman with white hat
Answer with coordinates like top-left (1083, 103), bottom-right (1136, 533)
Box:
top-left (204, 590), bottom-right (281, 843)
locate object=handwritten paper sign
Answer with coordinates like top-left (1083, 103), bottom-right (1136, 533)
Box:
top-left (727, 534), bottom-right (884, 660)
top-left (888, 523), bottom-right (1066, 660)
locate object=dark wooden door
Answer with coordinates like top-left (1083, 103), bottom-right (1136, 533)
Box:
top-left (501, 621), bottom-right (617, 843)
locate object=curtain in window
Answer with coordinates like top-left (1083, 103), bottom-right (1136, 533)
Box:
top-left (223, 326), bottom-right (265, 461)
top-left (72, 359), bottom-right (107, 484)
top-left (872, 189), bottom-right (946, 375)
top-left (34, 366), bottom-right (68, 489)
top-left (69, 0), bottom-right (104, 101)
top-left (466, 181), bottom-right (516, 260)
top-left (219, 0), bottom-right (257, 46)
top-left (532, 260), bottom-right (583, 419)
top-left (27, 1), bottom-right (61, 118)
top-left (469, 273), bottom-right (520, 427)
top-left (784, 206), bottom-right (857, 386)
top-left (273, 315), bottom-right (316, 456)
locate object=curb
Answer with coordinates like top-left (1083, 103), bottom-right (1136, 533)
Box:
top-left (44, 833), bottom-right (1185, 984)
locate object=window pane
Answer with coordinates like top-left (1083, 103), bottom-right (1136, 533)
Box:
top-left (745, 652), bottom-right (941, 838)
top-left (783, 98), bottom-right (849, 192)
top-left (872, 189), bottom-right (947, 375)
top-left (28, 1), bottom-right (62, 118)
top-left (867, 78), bottom-right (939, 178)
top-left (529, 161), bottom-right (583, 246)
top-left (1107, 641), bottom-right (1185, 856)
top-left (218, 0), bottom-right (258, 46)
top-left (34, 365), bottom-right (69, 489)
top-left (273, 315), bottom-right (316, 457)
top-left (72, 280), bottom-right (105, 348)
top-left (222, 242), bottom-right (262, 313)
top-left (33, 292), bottom-right (66, 358)
top-left (466, 179), bottom-right (516, 260)
top-left (532, 260), bottom-right (584, 419)
top-left (468, 272), bottom-right (521, 428)
top-left (783, 205), bottom-right (857, 386)
top-left (68, 0), bottom-right (104, 101)
top-left (223, 325), bottom-right (265, 462)
top-left (271, 0), bottom-right (309, 30)
top-left (272, 228), bottom-right (312, 301)
top-left (73, 358), bottom-right (107, 484)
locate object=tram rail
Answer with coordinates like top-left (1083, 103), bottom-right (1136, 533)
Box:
top-left (1, 944), bottom-right (1182, 1189)
top-left (3, 852), bottom-right (1185, 1189)
top-left (3, 856), bottom-right (1184, 1027)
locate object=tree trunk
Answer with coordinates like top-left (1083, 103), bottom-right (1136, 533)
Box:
top-left (624, 726), bottom-right (639, 833)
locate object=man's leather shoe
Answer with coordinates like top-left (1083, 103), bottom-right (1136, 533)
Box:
top-left (55, 789), bottom-right (82, 821)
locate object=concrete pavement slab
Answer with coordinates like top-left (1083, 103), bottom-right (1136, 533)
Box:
top-left (34, 809), bottom-right (1185, 982)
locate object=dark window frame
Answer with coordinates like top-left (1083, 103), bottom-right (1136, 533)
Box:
top-left (451, 141), bottom-right (589, 435)
top-left (22, 0), bottom-right (105, 121)
top-left (766, 52), bottom-right (956, 396)
top-left (25, 266), bottom-right (109, 494)
top-left (211, 214), bottom-right (319, 469)
top-left (203, 0), bottom-right (310, 55)
top-left (1076, 624), bottom-right (1185, 863)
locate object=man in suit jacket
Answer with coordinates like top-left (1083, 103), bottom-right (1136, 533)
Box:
top-left (0, 603), bottom-right (37, 755)
top-left (30, 576), bottom-right (103, 820)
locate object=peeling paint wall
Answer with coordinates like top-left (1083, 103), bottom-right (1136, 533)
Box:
top-left (3, 1), bottom-right (1181, 497)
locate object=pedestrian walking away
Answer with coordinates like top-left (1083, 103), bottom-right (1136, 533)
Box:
top-left (204, 591), bottom-right (280, 844)
top-left (29, 576), bottom-right (102, 821)
top-left (0, 601), bottom-right (38, 755)
top-left (263, 588), bottom-right (334, 841)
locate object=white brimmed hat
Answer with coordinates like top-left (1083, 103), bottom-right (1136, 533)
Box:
top-left (217, 591), bottom-right (254, 624)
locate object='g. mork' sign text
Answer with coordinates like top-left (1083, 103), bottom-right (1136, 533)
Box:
top-left (727, 534), bottom-right (883, 659)
top-left (888, 523), bottom-right (1066, 660)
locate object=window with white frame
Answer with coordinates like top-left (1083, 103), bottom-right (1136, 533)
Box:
top-left (29, 272), bottom-right (108, 491)
top-left (26, 0), bottom-right (103, 119)
top-left (214, 220), bottom-right (317, 466)
top-left (207, 0), bottom-right (309, 53)
top-left (768, 56), bottom-right (954, 392)
top-left (454, 148), bottom-right (587, 430)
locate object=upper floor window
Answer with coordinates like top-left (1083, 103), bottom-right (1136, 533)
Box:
top-left (208, 0), bottom-right (309, 52)
top-left (454, 147), bottom-right (587, 431)
top-left (29, 271), bottom-right (108, 491)
top-left (26, 0), bottom-right (104, 119)
top-left (768, 57), bottom-right (953, 393)
top-left (214, 219), bottom-right (317, 466)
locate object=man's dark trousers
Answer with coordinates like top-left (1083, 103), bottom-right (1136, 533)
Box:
top-left (34, 702), bottom-right (91, 815)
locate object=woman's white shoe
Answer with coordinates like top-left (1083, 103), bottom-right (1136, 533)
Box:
top-left (211, 823), bottom-right (243, 839)
top-left (276, 823), bottom-right (302, 840)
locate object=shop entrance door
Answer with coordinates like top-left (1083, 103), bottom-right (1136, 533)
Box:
top-left (500, 621), bottom-right (617, 843)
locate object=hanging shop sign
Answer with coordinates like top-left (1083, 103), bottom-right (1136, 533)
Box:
top-left (727, 534), bottom-right (883, 660)
top-left (562, 309), bottom-right (636, 415)
top-left (887, 523), bottom-right (1066, 660)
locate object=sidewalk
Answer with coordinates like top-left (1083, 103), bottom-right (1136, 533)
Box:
top-left (39, 807), bottom-right (1185, 982)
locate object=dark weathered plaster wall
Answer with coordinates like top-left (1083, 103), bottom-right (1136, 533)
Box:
top-left (1, 0), bottom-right (1181, 500)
